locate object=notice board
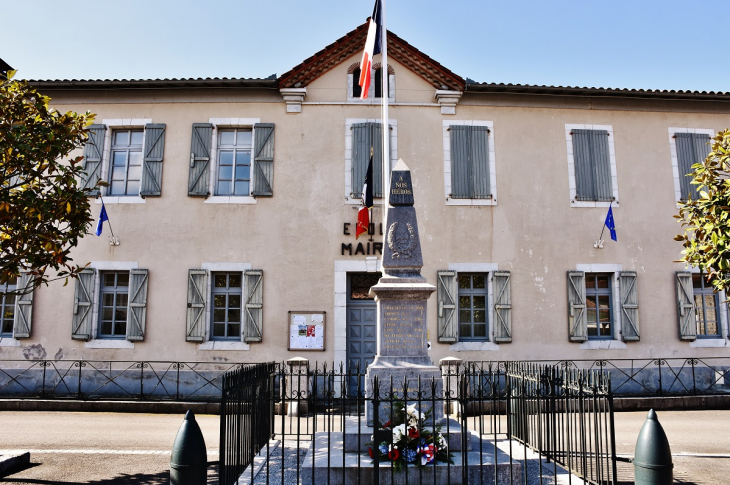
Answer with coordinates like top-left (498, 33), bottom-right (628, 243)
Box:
top-left (288, 311), bottom-right (326, 351)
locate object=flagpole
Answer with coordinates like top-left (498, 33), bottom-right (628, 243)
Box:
top-left (380, 0), bottom-right (390, 259)
top-left (98, 195), bottom-right (117, 240)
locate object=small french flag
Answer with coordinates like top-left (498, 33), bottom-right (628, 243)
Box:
top-left (358, 0), bottom-right (382, 99)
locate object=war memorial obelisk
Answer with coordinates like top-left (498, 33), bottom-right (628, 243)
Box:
top-left (364, 158), bottom-right (442, 426)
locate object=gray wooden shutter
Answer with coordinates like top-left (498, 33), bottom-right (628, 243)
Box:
top-left (676, 133), bottom-right (710, 200)
top-left (573, 129), bottom-right (612, 202)
top-left (567, 271), bottom-right (587, 342)
top-left (186, 269), bottom-right (207, 342)
top-left (450, 125), bottom-right (470, 198)
top-left (12, 271), bottom-right (34, 339)
top-left (140, 124), bottom-right (166, 197)
top-left (71, 269), bottom-right (96, 341)
top-left (493, 271), bottom-right (512, 343)
top-left (437, 270), bottom-right (458, 343)
top-left (592, 130), bottom-right (612, 201)
top-left (188, 123), bottom-right (213, 197)
top-left (126, 269), bottom-right (148, 341)
top-left (676, 271), bottom-right (696, 341)
top-left (619, 271), bottom-right (639, 341)
top-left (471, 126), bottom-right (490, 199)
top-left (252, 123), bottom-right (275, 197)
top-left (351, 122), bottom-right (383, 198)
top-left (244, 270), bottom-right (263, 343)
top-left (450, 125), bottom-right (490, 199)
top-left (82, 124), bottom-right (106, 195)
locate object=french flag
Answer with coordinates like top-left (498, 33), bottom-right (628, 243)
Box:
top-left (356, 154), bottom-right (374, 239)
top-left (358, 0), bottom-right (382, 99)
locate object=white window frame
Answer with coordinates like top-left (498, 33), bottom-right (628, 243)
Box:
top-left (575, 264), bottom-right (626, 350)
top-left (84, 261), bottom-right (138, 349)
top-left (443, 120), bottom-right (497, 206)
top-left (347, 65), bottom-right (395, 104)
top-left (344, 118), bottom-right (397, 204)
top-left (204, 118), bottom-right (260, 205)
top-left (447, 263), bottom-right (500, 352)
top-left (684, 266), bottom-right (729, 348)
top-left (198, 262), bottom-right (252, 351)
top-left (96, 119), bottom-right (151, 205)
top-left (565, 124), bottom-right (619, 208)
top-left (668, 127), bottom-right (715, 205)
top-left (0, 278), bottom-right (19, 347)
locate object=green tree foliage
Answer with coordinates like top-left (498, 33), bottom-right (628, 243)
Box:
top-left (0, 72), bottom-right (97, 291)
top-left (676, 129), bottom-right (730, 292)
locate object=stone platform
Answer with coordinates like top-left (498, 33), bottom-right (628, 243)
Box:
top-left (343, 416), bottom-right (471, 452)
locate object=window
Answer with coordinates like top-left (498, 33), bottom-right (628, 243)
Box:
top-left (0, 277), bottom-right (16, 337)
top-left (458, 273), bottom-right (488, 340)
top-left (585, 273), bottom-right (613, 339)
top-left (443, 121), bottom-right (496, 205)
top-left (98, 272), bottom-right (129, 338)
top-left (565, 124), bottom-right (619, 207)
top-left (436, 266), bottom-right (511, 348)
top-left (347, 63), bottom-right (394, 102)
top-left (374, 67), bottom-right (390, 98)
top-left (109, 130), bottom-right (143, 196)
top-left (188, 121), bottom-right (275, 201)
top-left (215, 130), bottom-right (251, 196)
top-left (669, 129), bottom-right (713, 202)
top-left (344, 118), bottom-right (397, 204)
top-left (692, 274), bottom-right (720, 338)
top-left (211, 272), bottom-right (243, 340)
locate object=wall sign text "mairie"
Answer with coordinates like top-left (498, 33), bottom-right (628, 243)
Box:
top-left (341, 223), bottom-right (383, 256)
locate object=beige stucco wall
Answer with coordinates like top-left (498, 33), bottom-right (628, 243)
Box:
top-left (5, 57), bottom-right (730, 367)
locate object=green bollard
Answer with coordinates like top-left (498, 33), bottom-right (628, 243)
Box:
top-left (170, 410), bottom-right (208, 485)
top-left (634, 409), bottom-right (673, 484)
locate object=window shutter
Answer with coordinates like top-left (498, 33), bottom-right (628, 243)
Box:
top-left (567, 271), bottom-right (587, 342)
top-left (244, 270), bottom-right (263, 343)
top-left (140, 124), bottom-right (166, 197)
top-left (186, 269), bottom-right (207, 342)
top-left (252, 123), bottom-right (275, 197)
top-left (493, 271), bottom-right (512, 343)
top-left (676, 271), bottom-right (696, 341)
top-left (12, 271), bottom-right (34, 339)
top-left (71, 269), bottom-right (96, 341)
top-left (470, 126), bottom-right (490, 199)
top-left (450, 125), bottom-right (470, 199)
top-left (82, 124), bottom-right (106, 195)
top-left (591, 130), bottom-right (613, 201)
top-left (351, 122), bottom-right (383, 198)
top-left (676, 133), bottom-right (710, 201)
top-left (437, 270), bottom-right (458, 343)
top-left (188, 123), bottom-right (213, 197)
top-left (619, 271), bottom-right (640, 341)
top-left (572, 130), bottom-right (595, 201)
top-left (126, 269), bottom-right (148, 341)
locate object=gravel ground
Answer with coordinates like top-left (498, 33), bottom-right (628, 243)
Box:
top-left (250, 441), bottom-right (310, 485)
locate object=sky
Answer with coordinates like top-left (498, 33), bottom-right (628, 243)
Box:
top-left (3, 0), bottom-right (728, 92)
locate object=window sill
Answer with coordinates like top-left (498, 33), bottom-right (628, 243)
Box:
top-left (690, 338), bottom-right (728, 348)
top-left (198, 341), bottom-right (250, 351)
top-left (0, 337), bottom-right (20, 347)
top-left (204, 196), bottom-right (257, 205)
top-left (579, 340), bottom-right (627, 350)
top-left (570, 201), bottom-right (619, 208)
top-left (449, 341), bottom-right (500, 352)
top-left (345, 197), bottom-right (384, 206)
top-left (445, 198), bottom-right (496, 206)
top-left (85, 339), bottom-right (135, 349)
top-left (95, 197), bottom-right (145, 204)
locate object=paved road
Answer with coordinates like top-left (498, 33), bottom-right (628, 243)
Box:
top-left (0, 410), bottom-right (728, 484)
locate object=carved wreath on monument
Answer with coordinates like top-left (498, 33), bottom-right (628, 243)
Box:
top-left (387, 222), bottom-right (415, 259)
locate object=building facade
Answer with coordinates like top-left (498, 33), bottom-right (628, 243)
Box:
top-left (3, 22), bottom-right (730, 369)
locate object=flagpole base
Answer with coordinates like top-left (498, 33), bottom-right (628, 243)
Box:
top-left (109, 236), bottom-right (120, 246)
top-left (594, 240), bottom-right (604, 249)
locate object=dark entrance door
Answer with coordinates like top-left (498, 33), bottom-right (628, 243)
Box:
top-left (346, 272), bottom-right (380, 396)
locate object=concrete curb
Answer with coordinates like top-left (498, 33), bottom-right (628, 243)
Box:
top-left (613, 395), bottom-right (730, 411)
top-left (0, 399), bottom-right (220, 415)
top-left (0, 452), bottom-right (30, 477)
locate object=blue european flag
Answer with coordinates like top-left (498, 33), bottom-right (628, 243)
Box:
top-left (95, 203), bottom-right (109, 236)
top-left (604, 205), bottom-right (617, 241)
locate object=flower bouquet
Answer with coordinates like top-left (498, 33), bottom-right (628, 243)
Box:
top-left (367, 401), bottom-right (454, 471)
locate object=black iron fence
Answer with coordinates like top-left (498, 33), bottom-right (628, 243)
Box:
top-left (219, 361), bottom-right (618, 485)
top-left (0, 359), bottom-right (256, 401)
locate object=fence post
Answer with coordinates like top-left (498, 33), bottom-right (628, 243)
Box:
top-left (440, 356), bottom-right (462, 417)
top-left (286, 357), bottom-right (309, 416)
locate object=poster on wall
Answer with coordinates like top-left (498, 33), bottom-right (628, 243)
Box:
top-left (288, 311), bottom-right (326, 351)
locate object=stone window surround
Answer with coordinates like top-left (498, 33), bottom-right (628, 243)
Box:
top-left (575, 264), bottom-right (626, 350)
top-left (203, 118), bottom-right (261, 205)
top-left (84, 261), bottom-right (138, 349)
top-left (344, 118), bottom-right (398, 205)
top-left (346, 62), bottom-right (395, 104)
top-left (565, 124), bottom-right (620, 208)
top-left (685, 266), bottom-right (729, 348)
top-left (442, 120), bottom-right (497, 206)
top-left (447, 263), bottom-right (500, 352)
top-left (95, 119), bottom-right (152, 205)
top-left (668, 127), bottom-right (715, 205)
top-left (198, 262), bottom-right (252, 351)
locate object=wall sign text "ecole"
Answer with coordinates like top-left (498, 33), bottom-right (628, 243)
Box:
top-left (341, 223), bottom-right (383, 256)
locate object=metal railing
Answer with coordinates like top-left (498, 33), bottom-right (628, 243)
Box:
top-left (0, 359), bottom-right (257, 401)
